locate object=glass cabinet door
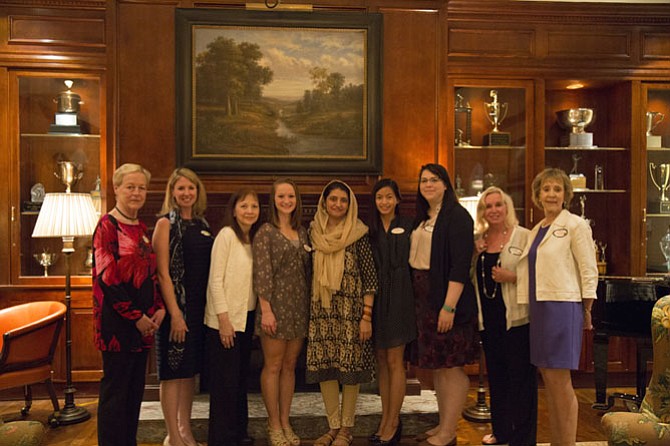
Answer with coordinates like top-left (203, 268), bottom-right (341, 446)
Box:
top-left (644, 84), bottom-right (670, 275)
top-left (11, 72), bottom-right (103, 283)
top-left (543, 80), bottom-right (632, 276)
top-left (449, 79), bottom-right (533, 225)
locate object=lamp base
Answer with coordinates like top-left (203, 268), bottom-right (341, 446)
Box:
top-left (462, 387), bottom-right (492, 423)
top-left (54, 403), bottom-right (90, 426)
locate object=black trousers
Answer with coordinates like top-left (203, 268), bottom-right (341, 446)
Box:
top-left (481, 323), bottom-right (538, 446)
top-left (98, 350), bottom-right (149, 446)
top-left (207, 311), bottom-right (254, 446)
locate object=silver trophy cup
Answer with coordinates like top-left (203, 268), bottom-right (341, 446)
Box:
top-left (649, 162), bottom-right (670, 213)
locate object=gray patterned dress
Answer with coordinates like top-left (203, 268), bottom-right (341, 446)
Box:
top-left (306, 236), bottom-right (378, 385)
top-left (252, 223), bottom-right (311, 340)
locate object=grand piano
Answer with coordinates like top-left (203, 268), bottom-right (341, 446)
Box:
top-left (591, 276), bottom-right (670, 410)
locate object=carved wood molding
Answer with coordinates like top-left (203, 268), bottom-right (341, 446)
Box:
top-left (0, 0), bottom-right (105, 9)
top-left (447, 0), bottom-right (670, 25)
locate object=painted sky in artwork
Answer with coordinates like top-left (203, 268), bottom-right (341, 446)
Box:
top-left (194, 25), bottom-right (366, 101)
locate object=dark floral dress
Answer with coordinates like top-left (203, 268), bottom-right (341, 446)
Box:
top-left (92, 214), bottom-right (163, 352)
top-left (252, 223), bottom-right (311, 340)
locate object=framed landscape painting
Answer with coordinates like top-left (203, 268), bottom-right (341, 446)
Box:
top-left (175, 8), bottom-right (383, 174)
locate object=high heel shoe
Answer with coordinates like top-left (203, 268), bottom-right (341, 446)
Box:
top-left (267, 425), bottom-right (290, 446)
top-left (282, 425), bottom-right (301, 446)
top-left (374, 420), bottom-right (402, 446)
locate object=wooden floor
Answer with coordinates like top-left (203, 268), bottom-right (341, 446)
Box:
top-left (0, 387), bottom-right (627, 445)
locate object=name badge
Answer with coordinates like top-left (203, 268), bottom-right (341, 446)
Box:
top-left (391, 227), bottom-right (405, 235)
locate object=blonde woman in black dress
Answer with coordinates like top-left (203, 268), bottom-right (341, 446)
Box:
top-left (153, 168), bottom-right (213, 446)
top-left (253, 179), bottom-right (311, 446)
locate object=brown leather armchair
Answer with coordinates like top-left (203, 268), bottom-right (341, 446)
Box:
top-left (0, 301), bottom-right (66, 426)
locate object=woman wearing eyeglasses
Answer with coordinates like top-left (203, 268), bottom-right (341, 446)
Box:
top-left (473, 186), bottom-right (537, 446)
top-left (409, 164), bottom-right (479, 446)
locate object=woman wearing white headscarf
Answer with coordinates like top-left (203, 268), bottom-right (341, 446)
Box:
top-left (308, 180), bottom-right (378, 446)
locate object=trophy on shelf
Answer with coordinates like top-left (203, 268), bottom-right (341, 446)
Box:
top-left (483, 90), bottom-right (510, 146)
top-left (90, 175), bottom-right (102, 216)
top-left (646, 111), bottom-right (665, 148)
top-left (55, 160), bottom-right (84, 193)
top-left (595, 240), bottom-right (607, 274)
top-left (579, 195), bottom-right (593, 227)
top-left (659, 226), bottom-right (670, 272)
top-left (454, 93), bottom-right (472, 147)
top-left (49, 80), bottom-right (83, 134)
top-left (649, 162), bottom-right (670, 213)
top-left (570, 154), bottom-right (586, 189)
top-left (556, 108), bottom-right (596, 147)
top-left (594, 164), bottom-right (605, 190)
top-left (34, 249), bottom-right (58, 277)
top-left (23, 183), bottom-right (45, 212)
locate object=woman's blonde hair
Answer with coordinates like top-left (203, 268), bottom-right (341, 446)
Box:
top-left (531, 167), bottom-right (573, 210)
top-left (475, 186), bottom-right (518, 236)
top-left (112, 163), bottom-right (151, 187)
top-left (158, 167), bottom-right (207, 218)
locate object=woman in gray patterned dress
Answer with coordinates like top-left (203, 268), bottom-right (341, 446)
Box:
top-left (253, 179), bottom-right (311, 446)
top-left (308, 180), bottom-right (378, 446)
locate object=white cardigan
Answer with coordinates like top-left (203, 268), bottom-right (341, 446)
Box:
top-left (517, 209), bottom-right (598, 304)
top-left (205, 226), bottom-right (256, 332)
top-left (473, 225), bottom-right (531, 331)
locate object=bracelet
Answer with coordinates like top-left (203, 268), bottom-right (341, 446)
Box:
top-left (442, 303), bottom-right (456, 314)
top-left (362, 315), bottom-right (372, 322)
top-left (364, 303), bottom-right (373, 309)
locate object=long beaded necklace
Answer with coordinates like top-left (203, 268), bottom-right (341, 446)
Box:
top-left (479, 229), bottom-right (507, 299)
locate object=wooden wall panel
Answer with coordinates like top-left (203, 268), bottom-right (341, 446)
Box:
top-left (116, 1), bottom-right (176, 182)
top-left (8, 15), bottom-right (105, 48)
top-left (379, 8), bottom-right (439, 189)
top-left (546, 30), bottom-right (630, 60)
top-left (642, 32), bottom-right (670, 61)
top-left (448, 27), bottom-right (534, 58)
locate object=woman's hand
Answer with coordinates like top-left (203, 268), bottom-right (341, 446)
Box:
top-left (170, 311), bottom-right (189, 343)
top-left (261, 309), bottom-right (278, 337)
top-left (583, 308), bottom-right (593, 331)
top-left (491, 266), bottom-right (516, 284)
top-left (151, 308), bottom-right (166, 328)
top-left (136, 314), bottom-right (159, 337)
top-left (437, 309), bottom-right (455, 333)
top-left (219, 319), bottom-right (236, 349)
top-left (359, 319), bottom-right (372, 342)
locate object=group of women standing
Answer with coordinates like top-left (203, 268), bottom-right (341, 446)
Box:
top-left (92, 162), bottom-right (596, 446)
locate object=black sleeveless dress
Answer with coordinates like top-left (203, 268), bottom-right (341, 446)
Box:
top-left (156, 220), bottom-right (213, 380)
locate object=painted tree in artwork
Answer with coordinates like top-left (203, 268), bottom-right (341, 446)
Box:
top-left (195, 37), bottom-right (272, 116)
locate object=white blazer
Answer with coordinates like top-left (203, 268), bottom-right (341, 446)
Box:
top-left (517, 209), bottom-right (598, 304)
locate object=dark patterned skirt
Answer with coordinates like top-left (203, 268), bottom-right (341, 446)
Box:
top-left (409, 270), bottom-right (479, 369)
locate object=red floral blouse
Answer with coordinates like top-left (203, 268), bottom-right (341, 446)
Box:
top-left (92, 214), bottom-right (163, 352)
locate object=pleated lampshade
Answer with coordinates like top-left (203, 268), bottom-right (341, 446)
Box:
top-left (32, 193), bottom-right (99, 239)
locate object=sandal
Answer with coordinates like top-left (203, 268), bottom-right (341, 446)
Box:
top-left (332, 432), bottom-right (354, 446)
top-left (268, 425), bottom-right (290, 446)
top-left (314, 432), bottom-right (336, 446)
top-left (283, 425), bottom-right (301, 446)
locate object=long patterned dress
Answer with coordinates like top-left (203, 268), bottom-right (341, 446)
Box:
top-left (306, 236), bottom-right (378, 385)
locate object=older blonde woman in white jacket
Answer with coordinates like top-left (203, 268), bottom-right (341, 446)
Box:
top-left (472, 187), bottom-right (537, 446)
top-left (517, 168), bottom-right (597, 446)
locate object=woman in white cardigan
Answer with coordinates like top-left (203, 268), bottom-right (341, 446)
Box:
top-left (472, 187), bottom-right (537, 446)
top-left (205, 188), bottom-right (261, 446)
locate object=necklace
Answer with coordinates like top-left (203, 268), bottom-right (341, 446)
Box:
top-left (479, 229), bottom-right (507, 299)
top-left (114, 206), bottom-right (138, 222)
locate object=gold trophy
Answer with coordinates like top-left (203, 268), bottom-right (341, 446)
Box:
top-left (34, 249), bottom-right (58, 277)
top-left (483, 90), bottom-right (510, 146)
top-left (50, 80), bottom-right (83, 134)
top-left (646, 111), bottom-right (665, 148)
top-left (54, 160), bottom-right (84, 193)
top-left (649, 162), bottom-right (670, 213)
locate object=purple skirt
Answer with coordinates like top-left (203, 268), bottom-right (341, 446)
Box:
top-left (529, 299), bottom-right (583, 370)
top-left (409, 270), bottom-right (479, 369)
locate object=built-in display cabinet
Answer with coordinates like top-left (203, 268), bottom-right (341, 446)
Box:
top-left (11, 73), bottom-right (105, 285)
top-left (642, 83), bottom-right (670, 276)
